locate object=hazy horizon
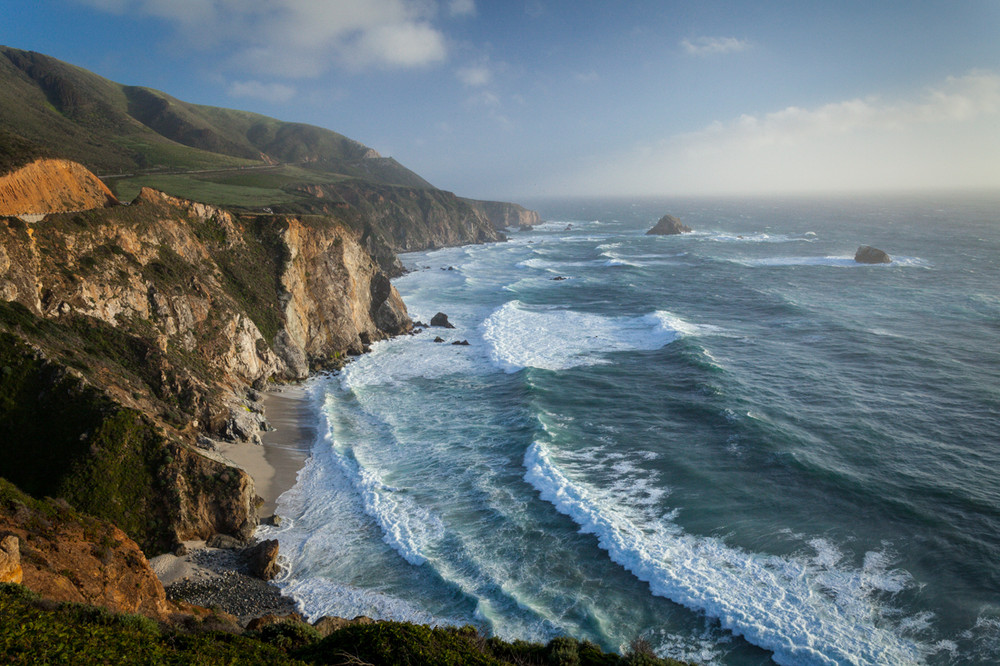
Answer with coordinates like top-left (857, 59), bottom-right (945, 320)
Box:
top-left (3, 1), bottom-right (999, 201)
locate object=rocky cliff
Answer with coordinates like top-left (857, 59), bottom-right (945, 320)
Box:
top-left (0, 160), bottom-right (411, 553)
top-left (0, 158), bottom-right (117, 216)
top-left (0, 477), bottom-right (173, 618)
top-left (463, 198), bottom-right (541, 230)
top-left (283, 180), bottom-right (507, 275)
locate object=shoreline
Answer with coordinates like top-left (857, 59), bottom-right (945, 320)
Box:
top-left (150, 381), bottom-right (320, 623)
top-left (221, 381), bottom-right (319, 519)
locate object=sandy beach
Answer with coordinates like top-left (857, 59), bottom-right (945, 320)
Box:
top-left (149, 381), bottom-right (320, 622)
top-left (222, 382), bottom-right (319, 518)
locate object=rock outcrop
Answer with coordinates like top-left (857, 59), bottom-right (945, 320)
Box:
top-left (464, 198), bottom-right (542, 231)
top-left (0, 158), bottom-right (117, 216)
top-left (854, 245), bottom-right (892, 264)
top-left (0, 478), bottom-right (173, 619)
top-left (0, 534), bottom-right (21, 584)
top-left (646, 214), bottom-right (692, 235)
top-left (246, 539), bottom-right (280, 580)
top-left (0, 176), bottom-right (412, 553)
top-left (430, 312), bottom-right (455, 329)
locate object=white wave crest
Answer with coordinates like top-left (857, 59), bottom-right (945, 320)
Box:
top-left (701, 231), bottom-right (817, 244)
top-left (739, 255), bottom-right (930, 268)
top-left (482, 301), bottom-right (712, 372)
top-left (524, 441), bottom-right (929, 666)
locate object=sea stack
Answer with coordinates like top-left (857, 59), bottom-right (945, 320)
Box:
top-left (646, 214), bottom-right (692, 235)
top-left (854, 245), bottom-right (892, 264)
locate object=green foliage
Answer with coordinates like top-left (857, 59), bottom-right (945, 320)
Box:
top-left (0, 128), bottom-right (52, 173)
top-left (210, 217), bottom-right (287, 345)
top-left (296, 622), bottom-right (503, 666)
top-left (0, 582), bottom-right (695, 666)
top-left (0, 583), bottom-right (304, 665)
top-left (247, 621), bottom-right (322, 652)
top-left (0, 330), bottom-right (176, 552)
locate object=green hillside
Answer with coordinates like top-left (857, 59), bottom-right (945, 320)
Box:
top-left (0, 45), bottom-right (434, 196)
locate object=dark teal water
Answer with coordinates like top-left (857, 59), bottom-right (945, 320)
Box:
top-left (264, 193), bottom-right (1000, 665)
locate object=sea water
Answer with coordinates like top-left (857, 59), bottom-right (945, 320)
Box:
top-left (260, 193), bottom-right (1000, 665)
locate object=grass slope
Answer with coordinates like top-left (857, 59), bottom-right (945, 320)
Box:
top-left (0, 45), bottom-right (432, 190)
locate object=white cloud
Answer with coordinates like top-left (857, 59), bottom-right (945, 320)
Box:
top-left (227, 80), bottom-right (297, 103)
top-left (681, 36), bottom-right (751, 57)
top-left (457, 65), bottom-right (491, 87)
top-left (76, 0), bottom-right (453, 75)
top-left (448, 0), bottom-right (475, 17)
top-left (549, 71), bottom-right (1000, 196)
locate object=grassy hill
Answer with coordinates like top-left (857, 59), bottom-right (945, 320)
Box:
top-left (0, 45), bottom-right (434, 195)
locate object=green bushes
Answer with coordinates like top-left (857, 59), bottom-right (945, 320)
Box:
top-left (0, 583), bottom-right (299, 665)
top-left (0, 331), bottom-right (176, 552)
top-left (0, 584), bottom-right (695, 666)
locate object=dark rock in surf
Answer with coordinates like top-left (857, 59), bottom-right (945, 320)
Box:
top-left (430, 312), bottom-right (455, 328)
top-left (854, 245), bottom-right (892, 264)
top-left (246, 539), bottom-right (280, 580)
top-left (646, 214), bottom-right (692, 235)
top-left (452, 340), bottom-right (470, 346)
top-left (433, 336), bottom-right (445, 343)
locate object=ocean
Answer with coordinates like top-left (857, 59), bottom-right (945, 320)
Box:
top-left (260, 193), bottom-right (1000, 665)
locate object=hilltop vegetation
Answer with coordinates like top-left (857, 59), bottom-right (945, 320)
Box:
top-left (0, 45), bottom-right (433, 190)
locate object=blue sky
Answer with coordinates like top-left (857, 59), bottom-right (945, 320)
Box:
top-left (2, 1), bottom-right (999, 199)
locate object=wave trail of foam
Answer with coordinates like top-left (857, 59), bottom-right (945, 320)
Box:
top-left (738, 255), bottom-right (930, 268)
top-left (482, 301), bottom-right (714, 373)
top-left (524, 441), bottom-right (928, 666)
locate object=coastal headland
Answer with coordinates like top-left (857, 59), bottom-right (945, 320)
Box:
top-left (0, 45), bottom-right (694, 666)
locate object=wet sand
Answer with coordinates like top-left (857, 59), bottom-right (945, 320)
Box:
top-left (221, 382), bottom-right (318, 518)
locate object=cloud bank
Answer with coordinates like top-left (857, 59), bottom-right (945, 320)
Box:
top-left (77, 0), bottom-right (466, 76)
top-left (551, 71), bottom-right (1000, 196)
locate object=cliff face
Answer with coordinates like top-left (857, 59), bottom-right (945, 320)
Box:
top-left (287, 180), bottom-right (506, 273)
top-left (463, 199), bottom-right (541, 230)
top-left (276, 216), bottom-right (409, 377)
top-left (0, 478), bottom-right (173, 619)
top-left (0, 161), bottom-right (410, 552)
top-left (0, 158), bottom-right (117, 216)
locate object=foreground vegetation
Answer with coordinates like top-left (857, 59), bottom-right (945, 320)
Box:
top-left (0, 584), bottom-right (690, 666)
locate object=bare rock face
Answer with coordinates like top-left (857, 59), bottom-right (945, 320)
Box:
top-left (0, 534), bottom-right (22, 584)
top-left (0, 480), bottom-right (173, 619)
top-left (463, 199), bottom-right (542, 231)
top-left (854, 245), bottom-right (892, 264)
top-left (246, 539), bottom-right (281, 580)
top-left (0, 186), bottom-right (414, 553)
top-left (0, 158), bottom-right (117, 216)
top-left (646, 214), bottom-right (692, 235)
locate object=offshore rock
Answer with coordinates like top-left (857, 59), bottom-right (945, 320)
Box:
top-left (855, 245), bottom-right (892, 264)
top-left (430, 312), bottom-right (455, 328)
top-left (646, 214), bottom-right (692, 235)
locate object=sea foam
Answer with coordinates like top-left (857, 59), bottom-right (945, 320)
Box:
top-left (524, 441), bottom-right (928, 666)
top-left (482, 300), bottom-right (710, 373)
